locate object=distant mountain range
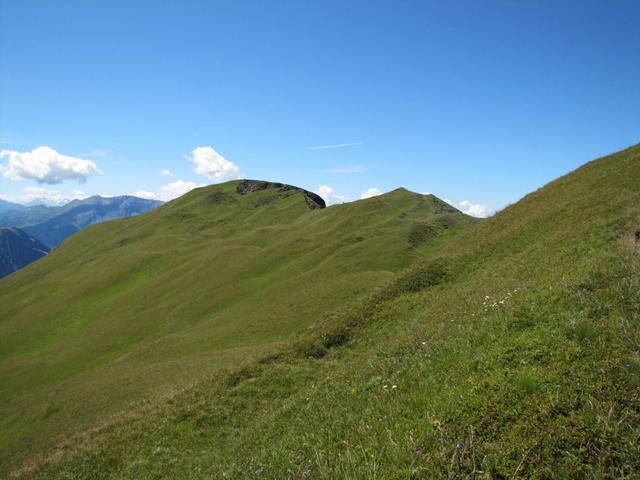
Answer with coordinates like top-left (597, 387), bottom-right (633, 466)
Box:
top-left (0, 195), bottom-right (163, 248)
top-left (0, 227), bottom-right (50, 278)
top-left (0, 195), bottom-right (162, 277)
top-left (0, 199), bottom-right (24, 214)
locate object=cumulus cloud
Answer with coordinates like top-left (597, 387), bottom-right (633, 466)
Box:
top-left (134, 190), bottom-right (158, 200)
top-left (0, 186), bottom-right (88, 206)
top-left (314, 185), bottom-right (385, 206)
top-left (457, 200), bottom-right (492, 218)
top-left (161, 169), bottom-right (174, 177)
top-left (0, 146), bottom-right (101, 184)
top-left (444, 198), bottom-right (492, 218)
top-left (314, 185), bottom-right (351, 206)
top-left (360, 187), bottom-right (383, 199)
top-left (134, 180), bottom-right (203, 202)
top-left (190, 146), bottom-right (240, 181)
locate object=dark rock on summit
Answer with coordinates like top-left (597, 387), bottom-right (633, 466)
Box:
top-left (235, 180), bottom-right (278, 195)
top-left (235, 180), bottom-right (326, 210)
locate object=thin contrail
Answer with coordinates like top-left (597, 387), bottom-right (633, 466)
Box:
top-left (308, 142), bottom-right (363, 150)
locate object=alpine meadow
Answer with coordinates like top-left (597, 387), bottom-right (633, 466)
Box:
top-left (1, 1), bottom-right (640, 479)
top-left (2, 145), bottom-right (640, 478)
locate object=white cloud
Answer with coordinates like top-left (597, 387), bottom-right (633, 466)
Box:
top-left (322, 165), bottom-right (366, 174)
top-left (0, 186), bottom-right (88, 206)
top-left (159, 180), bottom-right (202, 200)
top-left (444, 198), bottom-right (492, 218)
top-left (134, 190), bottom-right (158, 200)
top-left (0, 146), bottom-right (101, 184)
top-left (314, 185), bottom-right (351, 206)
top-left (189, 146), bottom-right (240, 181)
top-left (360, 187), bottom-right (383, 199)
top-left (314, 185), bottom-right (385, 206)
top-left (161, 169), bottom-right (174, 177)
top-left (457, 200), bottom-right (492, 218)
top-left (134, 180), bottom-right (203, 202)
top-left (309, 142), bottom-right (362, 150)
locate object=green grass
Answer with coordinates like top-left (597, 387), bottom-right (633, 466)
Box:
top-left (4, 144), bottom-right (640, 478)
top-left (0, 181), bottom-right (473, 476)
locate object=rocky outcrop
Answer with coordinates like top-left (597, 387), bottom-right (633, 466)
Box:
top-left (235, 180), bottom-right (326, 210)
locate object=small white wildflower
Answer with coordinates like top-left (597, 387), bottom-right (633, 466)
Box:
top-left (392, 385), bottom-right (397, 389)
top-left (383, 385), bottom-right (388, 388)
top-left (421, 341), bottom-right (426, 345)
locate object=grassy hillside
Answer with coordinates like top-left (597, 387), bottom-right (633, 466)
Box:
top-left (0, 180), bottom-right (473, 476)
top-left (9, 144), bottom-right (640, 479)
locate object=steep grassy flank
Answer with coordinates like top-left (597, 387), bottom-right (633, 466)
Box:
top-left (0, 180), bottom-right (472, 475)
top-left (14, 144), bottom-right (640, 479)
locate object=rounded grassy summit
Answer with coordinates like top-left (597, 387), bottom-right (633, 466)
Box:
top-left (0, 177), bottom-right (473, 477)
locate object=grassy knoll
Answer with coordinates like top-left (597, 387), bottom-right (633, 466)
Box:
top-left (0, 180), bottom-right (472, 476)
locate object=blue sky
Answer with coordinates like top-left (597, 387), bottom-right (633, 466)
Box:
top-left (1, 0), bottom-right (639, 215)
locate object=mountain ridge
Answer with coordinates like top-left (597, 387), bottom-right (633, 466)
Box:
top-left (0, 227), bottom-right (50, 278)
top-left (0, 178), bottom-right (475, 475)
top-left (4, 144), bottom-right (640, 478)
top-left (0, 199), bottom-right (25, 213)
top-left (21, 195), bottom-right (163, 248)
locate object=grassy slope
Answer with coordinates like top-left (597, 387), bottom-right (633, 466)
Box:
top-left (15, 144), bottom-right (640, 479)
top-left (0, 180), bottom-right (472, 475)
